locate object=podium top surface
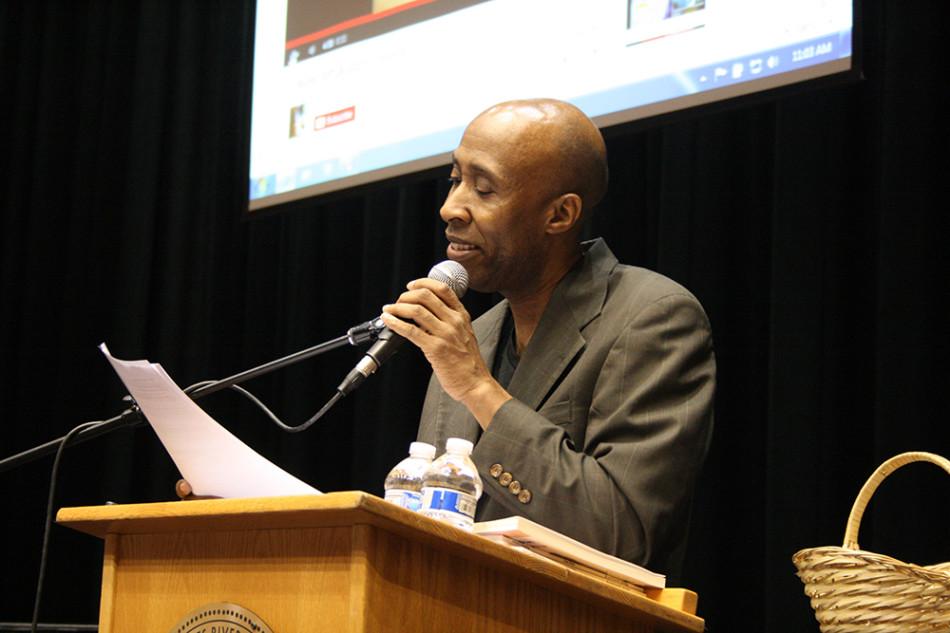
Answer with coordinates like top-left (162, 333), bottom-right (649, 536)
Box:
top-left (57, 491), bottom-right (703, 632)
top-left (58, 491), bottom-right (406, 538)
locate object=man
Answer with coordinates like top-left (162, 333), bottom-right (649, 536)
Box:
top-left (379, 98), bottom-right (714, 576)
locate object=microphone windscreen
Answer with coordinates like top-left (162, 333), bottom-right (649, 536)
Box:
top-left (428, 260), bottom-right (469, 299)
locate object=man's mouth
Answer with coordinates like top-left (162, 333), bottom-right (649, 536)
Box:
top-left (447, 240), bottom-right (481, 262)
top-left (446, 236), bottom-right (480, 252)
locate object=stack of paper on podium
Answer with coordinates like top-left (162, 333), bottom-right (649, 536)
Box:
top-left (474, 515), bottom-right (665, 589)
top-left (100, 343), bottom-right (320, 498)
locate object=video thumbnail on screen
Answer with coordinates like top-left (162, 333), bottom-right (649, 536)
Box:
top-left (285, 0), bottom-right (489, 64)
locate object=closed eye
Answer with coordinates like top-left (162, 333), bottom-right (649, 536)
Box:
top-left (447, 172), bottom-right (494, 198)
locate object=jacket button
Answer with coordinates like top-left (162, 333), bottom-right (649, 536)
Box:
top-left (509, 480), bottom-right (522, 495)
top-left (517, 489), bottom-right (532, 504)
top-left (498, 472), bottom-right (513, 487)
top-left (489, 463), bottom-right (503, 478)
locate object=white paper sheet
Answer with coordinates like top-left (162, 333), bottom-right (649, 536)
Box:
top-left (100, 343), bottom-right (320, 498)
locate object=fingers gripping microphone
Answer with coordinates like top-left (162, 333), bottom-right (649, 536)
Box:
top-left (337, 261), bottom-right (469, 396)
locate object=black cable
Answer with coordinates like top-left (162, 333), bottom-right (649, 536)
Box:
top-left (30, 419), bottom-right (108, 633)
top-left (184, 380), bottom-right (344, 433)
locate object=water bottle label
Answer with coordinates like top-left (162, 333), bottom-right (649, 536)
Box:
top-left (420, 487), bottom-right (477, 523)
top-left (384, 489), bottom-right (423, 512)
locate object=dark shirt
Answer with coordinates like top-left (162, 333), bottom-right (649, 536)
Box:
top-left (491, 310), bottom-right (520, 390)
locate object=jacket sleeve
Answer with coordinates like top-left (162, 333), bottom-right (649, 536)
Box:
top-left (471, 292), bottom-right (715, 572)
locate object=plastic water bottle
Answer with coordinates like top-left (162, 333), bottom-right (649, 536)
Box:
top-left (420, 437), bottom-right (483, 531)
top-left (383, 441), bottom-right (436, 512)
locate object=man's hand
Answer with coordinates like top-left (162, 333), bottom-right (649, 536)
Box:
top-left (380, 278), bottom-right (510, 428)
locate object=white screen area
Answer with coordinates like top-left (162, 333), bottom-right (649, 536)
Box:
top-left (249, 0), bottom-right (853, 211)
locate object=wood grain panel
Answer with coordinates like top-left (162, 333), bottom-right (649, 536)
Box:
top-left (107, 527), bottom-right (353, 633)
top-left (360, 527), bottom-right (679, 633)
top-left (98, 535), bottom-right (118, 633)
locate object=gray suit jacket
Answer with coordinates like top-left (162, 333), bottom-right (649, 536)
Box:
top-left (418, 239), bottom-right (715, 575)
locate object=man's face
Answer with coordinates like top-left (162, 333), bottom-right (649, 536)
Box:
top-left (440, 109), bottom-right (556, 296)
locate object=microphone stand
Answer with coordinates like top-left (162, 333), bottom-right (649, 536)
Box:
top-left (0, 319), bottom-right (387, 473)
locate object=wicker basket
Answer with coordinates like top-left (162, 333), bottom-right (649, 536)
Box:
top-left (792, 452), bottom-right (950, 632)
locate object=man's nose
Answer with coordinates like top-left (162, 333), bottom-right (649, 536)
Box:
top-left (439, 187), bottom-right (471, 224)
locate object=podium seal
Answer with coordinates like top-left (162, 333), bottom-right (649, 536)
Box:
top-left (170, 602), bottom-right (275, 633)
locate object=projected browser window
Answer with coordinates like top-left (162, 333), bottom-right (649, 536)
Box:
top-left (249, 0), bottom-right (853, 211)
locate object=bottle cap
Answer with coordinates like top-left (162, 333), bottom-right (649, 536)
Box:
top-left (445, 437), bottom-right (474, 455)
top-left (408, 441), bottom-right (436, 460)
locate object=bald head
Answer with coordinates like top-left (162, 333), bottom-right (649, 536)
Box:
top-left (472, 99), bottom-right (608, 212)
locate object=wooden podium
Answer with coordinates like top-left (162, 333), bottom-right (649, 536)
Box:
top-left (58, 492), bottom-right (704, 633)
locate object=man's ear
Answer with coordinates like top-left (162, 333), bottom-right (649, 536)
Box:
top-left (545, 193), bottom-right (583, 235)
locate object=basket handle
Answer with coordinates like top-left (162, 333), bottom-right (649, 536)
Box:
top-left (843, 451), bottom-right (950, 549)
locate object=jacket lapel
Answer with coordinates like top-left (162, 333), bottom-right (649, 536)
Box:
top-left (506, 239), bottom-right (615, 410)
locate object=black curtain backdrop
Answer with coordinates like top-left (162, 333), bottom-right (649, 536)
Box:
top-left (1, 2), bottom-right (948, 631)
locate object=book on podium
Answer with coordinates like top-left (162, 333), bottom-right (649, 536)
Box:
top-left (474, 515), bottom-right (666, 590)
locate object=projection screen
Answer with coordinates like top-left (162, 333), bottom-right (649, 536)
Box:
top-left (248, 0), bottom-right (854, 211)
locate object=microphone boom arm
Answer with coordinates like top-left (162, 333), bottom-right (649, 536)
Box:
top-left (0, 324), bottom-right (386, 473)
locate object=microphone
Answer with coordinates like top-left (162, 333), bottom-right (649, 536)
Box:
top-left (337, 260), bottom-right (469, 396)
